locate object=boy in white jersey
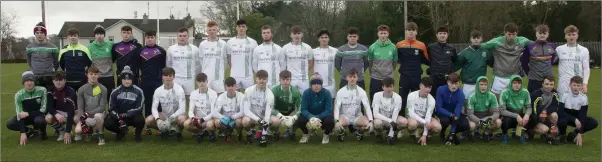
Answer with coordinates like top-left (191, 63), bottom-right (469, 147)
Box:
top-left (252, 25), bottom-right (283, 88)
top-left (372, 78), bottom-right (408, 145)
top-left (558, 76), bottom-right (597, 146)
top-left (334, 69), bottom-right (373, 141)
top-left (213, 77), bottom-right (246, 143)
top-left (312, 29), bottom-right (337, 98)
top-left (242, 70), bottom-right (276, 146)
top-left (406, 77), bottom-right (442, 146)
top-left (282, 25), bottom-right (314, 93)
top-left (199, 21), bottom-right (227, 94)
top-left (184, 73), bottom-right (219, 143)
top-left (556, 25), bottom-right (590, 98)
top-left (145, 67), bottom-right (187, 141)
top-left (167, 27), bottom-right (200, 103)
top-left (227, 19), bottom-right (258, 90)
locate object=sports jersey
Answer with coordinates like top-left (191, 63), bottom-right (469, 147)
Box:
top-left (281, 42), bottom-right (314, 82)
top-left (227, 37), bottom-right (258, 78)
top-left (556, 44), bottom-right (590, 97)
top-left (243, 85), bottom-right (274, 122)
top-left (166, 44), bottom-right (201, 80)
top-left (252, 42), bottom-right (283, 86)
top-left (560, 92), bottom-right (589, 133)
top-left (199, 39), bottom-right (228, 82)
top-left (312, 46), bottom-right (337, 86)
top-left (271, 85), bottom-right (302, 116)
top-left (188, 88), bottom-right (218, 121)
top-left (406, 90), bottom-right (435, 136)
top-left (15, 86), bottom-right (48, 117)
top-left (151, 83), bottom-right (186, 119)
top-left (213, 91), bottom-right (245, 119)
top-left (334, 85), bottom-right (373, 121)
top-left (372, 91), bottom-right (402, 123)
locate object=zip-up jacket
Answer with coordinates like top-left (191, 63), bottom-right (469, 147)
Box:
top-left (14, 86), bottom-right (47, 132)
top-left (109, 85), bottom-right (144, 117)
top-left (426, 42), bottom-right (457, 76)
top-left (368, 39), bottom-right (398, 80)
top-left (77, 83), bottom-right (108, 117)
top-left (336, 43), bottom-right (369, 81)
top-left (46, 86), bottom-right (76, 132)
top-left (435, 85), bottom-right (465, 118)
top-left (139, 45), bottom-right (167, 84)
top-left (454, 45), bottom-right (492, 84)
top-left (300, 88), bottom-right (333, 120)
top-left (59, 43), bottom-right (92, 83)
top-left (521, 40), bottom-right (556, 81)
top-left (26, 42), bottom-right (59, 76)
top-left (88, 40), bottom-right (114, 77)
top-left (531, 88), bottom-right (559, 115)
top-left (482, 36), bottom-right (533, 77)
top-left (396, 39), bottom-right (428, 78)
top-left (112, 39), bottom-right (143, 81)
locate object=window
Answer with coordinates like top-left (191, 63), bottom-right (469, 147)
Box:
top-left (109, 36), bottom-right (114, 42)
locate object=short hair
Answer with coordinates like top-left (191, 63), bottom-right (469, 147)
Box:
top-left (67, 28), bottom-right (79, 36)
top-left (421, 77), bottom-right (433, 87)
top-left (195, 73), bottom-right (207, 82)
top-left (478, 77), bottom-right (488, 83)
top-left (382, 78), bottom-right (394, 86)
top-left (347, 68), bottom-right (358, 77)
top-left (290, 25), bottom-right (302, 33)
top-left (406, 22), bottom-right (418, 31)
top-left (543, 75), bottom-right (555, 83)
top-left (470, 30), bottom-right (482, 38)
top-left (279, 70), bottom-right (292, 79)
top-left (564, 25), bottom-right (579, 34)
top-left (437, 25), bottom-right (448, 33)
top-left (145, 30), bottom-right (157, 37)
top-left (93, 27), bottom-right (105, 35)
top-left (53, 71), bottom-right (65, 80)
top-left (536, 24), bottom-right (549, 33)
top-left (347, 27), bottom-right (359, 35)
top-left (377, 25), bottom-right (390, 33)
top-left (504, 23), bottom-right (518, 33)
top-left (207, 20), bottom-right (218, 27)
top-left (121, 26), bottom-right (132, 32)
top-left (236, 19), bottom-right (246, 26)
top-left (87, 66), bottom-right (100, 74)
top-left (256, 70), bottom-right (268, 79)
top-left (162, 67), bottom-right (175, 76)
top-left (225, 77), bottom-right (236, 86)
top-left (512, 77), bottom-right (522, 83)
top-left (177, 27), bottom-right (188, 33)
top-left (261, 25), bottom-right (272, 31)
top-left (316, 29), bottom-right (330, 38)
top-left (447, 73), bottom-right (460, 83)
top-left (570, 76), bottom-right (583, 84)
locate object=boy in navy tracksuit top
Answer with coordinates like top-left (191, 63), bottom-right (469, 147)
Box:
top-left (59, 28), bottom-right (92, 91)
top-left (396, 22), bottom-right (429, 115)
top-left (435, 73), bottom-right (469, 145)
top-left (294, 74), bottom-right (335, 144)
top-left (105, 66), bottom-right (145, 142)
top-left (138, 30), bottom-right (167, 125)
top-left (112, 25), bottom-right (142, 86)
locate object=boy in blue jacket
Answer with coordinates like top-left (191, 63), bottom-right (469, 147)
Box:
top-left (436, 73), bottom-right (471, 145)
top-left (105, 66), bottom-right (145, 142)
top-left (294, 73), bottom-right (335, 144)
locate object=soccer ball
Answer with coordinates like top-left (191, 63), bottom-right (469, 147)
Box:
top-left (306, 117), bottom-right (322, 130)
top-left (281, 116), bottom-right (296, 128)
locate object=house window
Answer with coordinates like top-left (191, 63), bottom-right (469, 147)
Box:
top-left (109, 36), bottom-right (114, 42)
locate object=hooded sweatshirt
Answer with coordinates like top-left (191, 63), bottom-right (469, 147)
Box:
top-left (481, 36), bottom-right (533, 77)
top-left (499, 75), bottom-right (532, 118)
top-left (368, 39), bottom-right (398, 80)
top-left (300, 88), bottom-right (333, 120)
top-left (454, 45), bottom-right (492, 84)
top-left (88, 40), bottom-right (114, 77)
top-left (467, 76), bottom-right (499, 122)
top-left (26, 42), bottom-right (59, 76)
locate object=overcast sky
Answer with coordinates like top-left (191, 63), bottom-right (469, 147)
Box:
top-left (2, 1), bottom-right (209, 37)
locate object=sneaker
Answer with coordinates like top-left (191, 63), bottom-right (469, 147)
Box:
top-left (299, 134), bottom-right (310, 144)
top-left (519, 135), bottom-right (527, 144)
top-left (387, 136), bottom-right (396, 145)
top-left (322, 133), bottom-right (330, 144)
top-left (209, 133), bottom-right (217, 143)
top-left (194, 133), bottom-right (203, 143)
top-left (355, 131), bottom-right (364, 141)
top-left (337, 130), bottom-right (346, 142)
top-left (57, 131), bottom-right (66, 141)
top-left (98, 138), bottom-right (105, 146)
top-left (501, 134), bottom-right (509, 144)
top-left (246, 129), bottom-right (256, 144)
top-left (74, 134), bottom-right (82, 141)
top-left (397, 130), bottom-right (404, 139)
top-left (259, 135), bottom-right (268, 147)
top-left (567, 131), bottom-right (577, 143)
top-left (473, 132), bottom-right (482, 140)
top-left (116, 129), bottom-right (127, 141)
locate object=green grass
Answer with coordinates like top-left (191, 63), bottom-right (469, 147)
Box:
top-left (1, 63), bottom-right (600, 161)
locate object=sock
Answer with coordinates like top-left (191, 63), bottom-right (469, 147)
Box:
top-left (348, 125), bottom-right (356, 133)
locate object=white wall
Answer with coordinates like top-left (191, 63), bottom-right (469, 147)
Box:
top-left (105, 20), bottom-right (145, 43)
top-left (59, 37), bottom-right (94, 47)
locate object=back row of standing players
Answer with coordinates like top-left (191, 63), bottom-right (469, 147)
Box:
top-left (20, 19), bottom-right (594, 146)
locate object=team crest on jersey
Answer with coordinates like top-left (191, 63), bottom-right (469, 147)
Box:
top-left (414, 49), bottom-right (419, 55)
top-left (77, 52), bottom-right (83, 56)
top-left (482, 52), bottom-right (486, 57)
top-left (119, 48), bottom-right (124, 50)
top-left (143, 52), bottom-right (148, 55)
top-left (446, 51), bottom-right (451, 54)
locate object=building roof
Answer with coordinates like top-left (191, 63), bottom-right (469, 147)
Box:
top-left (58, 18), bottom-right (189, 38)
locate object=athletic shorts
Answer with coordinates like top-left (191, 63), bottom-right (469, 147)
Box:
top-left (208, 79), bottom-right (225, 93)
top-left (491, 76), bottom-right (510, 94)
top-left (462, 84), bottom-right (476, 100)
top-left (341, 115), bottom-right (361, 126)
top-left (292, 80), bottom-right (309, 94)
top-left (175, 77), bottom-right (195, 95)
top-left (323, 85), bottom-right (336, 98)
top-left (557, 79), bottom-right (571, 98)
top-left (234, 76), bottom-right (254, 90)
top-left (78, 113), bottom-right (104, 126)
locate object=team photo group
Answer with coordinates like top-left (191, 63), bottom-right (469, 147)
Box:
top-left (12, 18), bottom-right (596, 148)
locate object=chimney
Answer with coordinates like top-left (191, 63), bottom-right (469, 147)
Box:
top-left (142, 13), bottom-right (148, 24)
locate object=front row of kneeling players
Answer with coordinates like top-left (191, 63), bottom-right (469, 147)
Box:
top-left (10, 66), bottom-right (597, 146)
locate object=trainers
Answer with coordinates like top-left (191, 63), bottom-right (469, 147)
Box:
top-left (322, 133), bottom-right (330, 144)
top-left (116, 129), bottom-right (127, 141)
top-left (387, 136), bottom-right (396, 145)
top-left (209, 133), bottom-right (217, 143)
top-left (74, 134), bottom-right (82, 141)
top-left (57, 131), bottom-right (66, 141)
top-left (473, 132), bottom-right (482, 140)
top-left (194, 133), bottom-right (203, 143)
top-left (355, 131), bottom-right (364, 141)
top-left (501, 134), bottom-right (509, 144)
top-left (259, 135), bottom-right (268, 147)
top-left (520, 135), bottom-right (527, 144)
top-left (397, 130), bottom-right (404, 139)
top-left (567, 131), bottom-right (577, 143)
top-left (299, 134), bottom-right (310, 143)
top-left (337, 130), bottom-right (346, 142)
top-left (98, 137), bottom-right (105, 146)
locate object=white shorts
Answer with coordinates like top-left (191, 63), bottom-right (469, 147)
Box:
top-left (175, 77), bottom-right (195, 95)
top-left (323, 85), bottom-right (336, 98)
top-left (341, 115), bottom-right (361, 126)
top-left (234, 76), bottom-right (254, 90)
top-left (557, 79), bottom-right (571, 99)
top-left (490, 76), bottom-right (510, 94)
top-left (208, 79), bottom-right (225, 93)
top-left (462, 84), bottom-right (476, 100)
top-left (292, 80), bottom-right (309, 94)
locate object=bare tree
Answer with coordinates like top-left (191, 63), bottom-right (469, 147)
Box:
top-left (1, 10), bottom-right (19, 60)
